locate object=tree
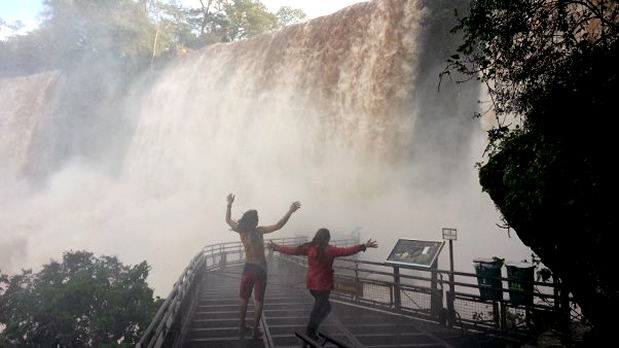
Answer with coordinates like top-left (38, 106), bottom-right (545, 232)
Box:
top-left (1, 0), bottom-right (285, 75)
top-left (0, 18), bottom-right (24, 38)
top-left (276, 6), bottom-right (308, 27)
top-left (223, 0), bottom-right (278, 41)
top-left (38, 0), bottom-right (157, 69)
top-left (447, 0), bottom-right (618, 339)
top-left (0, 251), bottom-right (162, 347)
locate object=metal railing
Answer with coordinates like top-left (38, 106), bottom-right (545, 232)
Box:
top-left (275, 253), bottom-right (579, 342)
top-left (136, 235), bottom-right (360, 348)
top-left (136, 236), bottom-right (311, 348)
top-left (138, 235), bottom-right (577, 347)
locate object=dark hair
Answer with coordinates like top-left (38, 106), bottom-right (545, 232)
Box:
top-left (298, 228), bottom-right (331, 259)
top-left (237, 210), bottom-right (258, 233)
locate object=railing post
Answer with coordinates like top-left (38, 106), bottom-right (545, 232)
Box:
top-left (354, 261), bottom-right (360, 301)
top-left (447, 239), bottom-right (456, 327)
top-left (500, 299), bottom-right (508, 331)
top-left (430, 261), bottom-right (442, 320)
top-left (494, 300), bottom-right (501, 329)
top-left (393, 266), bottom-right (401, 310)
top-left (559, 278), bottom-right (570, 330)
top-left (446, 290), bottom-right (455, 327)
top-left (220, 251), bottom-right (227, 267)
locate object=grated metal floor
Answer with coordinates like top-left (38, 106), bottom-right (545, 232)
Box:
top-left (183, 258), bottom-right (523, 348)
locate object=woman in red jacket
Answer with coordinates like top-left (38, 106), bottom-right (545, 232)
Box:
top-left (269, 228), bottom-right (378, 342)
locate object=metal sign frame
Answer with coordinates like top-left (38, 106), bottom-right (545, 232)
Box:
top-left (442, 227), bottom-right (457, 241)
top-left (385, 238), bottom-right (445, 268)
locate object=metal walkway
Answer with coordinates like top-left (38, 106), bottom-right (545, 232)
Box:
top-left (182, 258), bottom-right (513, 348)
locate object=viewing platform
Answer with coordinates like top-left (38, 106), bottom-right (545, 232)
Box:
top-left (137, 237), bottom-right (577, 348)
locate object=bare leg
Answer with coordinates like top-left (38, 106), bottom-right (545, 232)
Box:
top-left (239, 298), bottom-right (251, 332)
top-left (252, 299), bottom-right (263, 337)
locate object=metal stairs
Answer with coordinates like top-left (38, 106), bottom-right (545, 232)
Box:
top-left (181, 258), bottom-right (474, 348)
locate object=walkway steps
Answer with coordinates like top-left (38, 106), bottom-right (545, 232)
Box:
top-left (183, 258), bottom-right (515, 347)
top-left (183, 269), bottom-right (265, 348)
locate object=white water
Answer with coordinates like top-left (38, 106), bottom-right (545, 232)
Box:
top-left (0, 0), bottom-right (531, 297)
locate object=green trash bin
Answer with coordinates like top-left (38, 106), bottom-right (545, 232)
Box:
top-left (506, 262), bottom-right (535, 306)
top-left (473, 258), bottom-right (503, 301)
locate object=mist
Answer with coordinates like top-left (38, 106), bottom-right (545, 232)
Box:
top-left (0, 0), bottom-right (531, 297)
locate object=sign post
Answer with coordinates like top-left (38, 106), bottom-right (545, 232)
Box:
top-left (442, 227), bottom-right (457, 327)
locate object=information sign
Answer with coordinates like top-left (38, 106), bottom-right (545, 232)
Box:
top-left (442, 227), bottom-right (457, 240)
top-left (386, 239), bottom-right (445, 268)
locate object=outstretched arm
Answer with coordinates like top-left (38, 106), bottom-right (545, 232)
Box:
top-left (327, 239), bottom-right (378, 257)
top-left (268, 240), bottom-right (308, 255)
top-left (225, 193), bottom-right (238, 231)
top-left (258, 201), bottom-right (301, 234)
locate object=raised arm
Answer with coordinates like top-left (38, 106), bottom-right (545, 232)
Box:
top-left (225, 193), bottom-right (238, 231)
top-left (257, 201), bottom-right (301, 234)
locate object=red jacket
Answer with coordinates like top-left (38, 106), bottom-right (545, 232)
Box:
top-left (274, 243), bottom-right (366, 291)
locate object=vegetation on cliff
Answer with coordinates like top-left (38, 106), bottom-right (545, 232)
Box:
top-left (0, 0), bottom-right (307, 76)
top-left (447, 0), bottom-right (618, 340)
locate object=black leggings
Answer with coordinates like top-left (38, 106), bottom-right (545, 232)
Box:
top-left (306, 290), bottom-right (332, 338)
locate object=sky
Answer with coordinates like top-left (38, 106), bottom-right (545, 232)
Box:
top-left (0, 0), bottom-right (366, 31)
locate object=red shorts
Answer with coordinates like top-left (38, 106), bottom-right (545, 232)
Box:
top-left (240, 263), bottom-right (267, 302)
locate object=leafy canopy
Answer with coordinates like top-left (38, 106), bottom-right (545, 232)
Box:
top-left (0, 250), bottom-right (162, 347)
top-left (447, 0), bottom-right (618, 337)
top-left (0, 0), bottom-right (307, 75)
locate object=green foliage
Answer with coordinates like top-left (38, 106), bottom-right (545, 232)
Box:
top-left (448, 0), bottom-right (619, 335)
top-left (448, 0), bottom-right (618, 133)
top-left (177, 0), bottom-right (281, 46)
top-left (531, 253), bottom-right (552, 283)
top-left (39, 0), bottom-right (156, 68)
top-left (0, 251), bottom-right (162, 347)
top-left (223, 0), bottom-right (278, 41)
top-left (0, 0), bottom-right (285, 76)
top-left (276, 6), bottom-right (308, 27)
top-left (491, 256), bottom-right (505, 265)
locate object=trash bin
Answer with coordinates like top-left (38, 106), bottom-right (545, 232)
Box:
top-left (473, 258), bottom-right (503, 301)
top-left (505, 262), bottom-right (535, 306)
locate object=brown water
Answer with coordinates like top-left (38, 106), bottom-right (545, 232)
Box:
top-left (0, 0), bottom-right (531, 296)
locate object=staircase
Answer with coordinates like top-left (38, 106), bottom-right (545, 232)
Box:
top-left (138, 239), bottom-right (567, 348)
top-left (183, 268), bottom-right (264, 348)
top-left (181, 258), bottom-right (481, 348)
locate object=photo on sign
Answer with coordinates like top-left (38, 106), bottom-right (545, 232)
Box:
top-left (386, 239), bottom-right (445, 267)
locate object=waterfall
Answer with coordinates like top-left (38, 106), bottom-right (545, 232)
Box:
top-left (0, 71), bottom-right (61, 182)
top-left (0, 0), bottom-right (531, 296)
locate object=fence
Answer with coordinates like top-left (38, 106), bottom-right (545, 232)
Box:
top-left (276, 252), bottom-right (579, 342)
top-left (136, 235), bottom-right (358, 348)
top-left (137, 236), bottom-right (578, 347)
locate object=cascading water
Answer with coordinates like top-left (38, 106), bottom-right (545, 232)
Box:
top-left (0, 0), bottom-right (531, 296)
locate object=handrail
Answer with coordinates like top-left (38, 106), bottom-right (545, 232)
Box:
top-left (138, 234), bottom-right (570, 347)
top-left (276, 253), bottom-right (577, 338)
top-left (136, 235), bottom-right (357, 348)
